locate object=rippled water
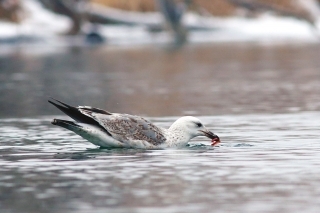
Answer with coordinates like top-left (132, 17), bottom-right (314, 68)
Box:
top-left (1, 42), bottom-right (320, 212)
top-left (1, 112), bottom-right (320, 213)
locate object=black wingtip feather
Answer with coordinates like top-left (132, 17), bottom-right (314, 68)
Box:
top-left (48, 98), bottom-right (112, 137)
top-left (48, 98), bottom-right (93, 124)
top-left (49, 98), bottom-right (75, 109)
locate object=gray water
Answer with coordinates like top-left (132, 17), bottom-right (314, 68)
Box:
top-left (0, 43), bottom-right (320, 213)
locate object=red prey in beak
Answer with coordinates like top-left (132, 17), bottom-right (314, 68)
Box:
top-left (200, 130), bottom-right (221, 146)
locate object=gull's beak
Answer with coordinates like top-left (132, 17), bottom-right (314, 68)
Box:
top-left (200, 130), bottom-right (220, 146)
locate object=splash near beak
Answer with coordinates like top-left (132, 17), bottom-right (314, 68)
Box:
top-left (200, 130), bottom-right (220, 146)
top-left (211, 136), bottom-right (220, 146)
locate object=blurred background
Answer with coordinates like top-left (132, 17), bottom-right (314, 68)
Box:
top-left (0, 0), bottom-right (320, 117)
top-left (1, 2), bottom-right (320, 213)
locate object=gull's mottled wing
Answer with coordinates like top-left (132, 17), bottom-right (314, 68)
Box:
top-left (79, 109), bottom-right (167, 146)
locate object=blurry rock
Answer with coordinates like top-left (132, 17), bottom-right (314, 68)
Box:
top-left (0, 0), bottom-right (21, 22)
top-left (85, 24), bottom-right (105, 44)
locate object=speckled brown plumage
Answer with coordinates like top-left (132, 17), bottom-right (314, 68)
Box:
top-left (80, 109), bottom-right (166, 146)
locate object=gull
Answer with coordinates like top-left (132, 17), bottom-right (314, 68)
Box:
top-left (48, 99), bottom-right (220, 149)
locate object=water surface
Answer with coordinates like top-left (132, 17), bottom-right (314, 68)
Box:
top-left (0, 43), bottom-right (320, 213)
top-left (0, 113), bottom-right (320, 213)
top-left (1, 43), bottom-right (320, 117)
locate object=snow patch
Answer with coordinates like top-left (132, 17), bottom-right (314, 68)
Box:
top-left (0, 0), bottom-right (70, 39)
top-left (0, 0), bottom-right (319, 47)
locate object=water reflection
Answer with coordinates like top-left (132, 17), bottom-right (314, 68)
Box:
top-left (0, 43), bottom-right (320, 118)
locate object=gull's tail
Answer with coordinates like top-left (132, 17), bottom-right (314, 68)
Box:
top-left (51, 118), bottom-right (82, 131)
top-left (48, 98), bottom-right (96, 124)
top-left (49, 98), bottom-right (113, 138)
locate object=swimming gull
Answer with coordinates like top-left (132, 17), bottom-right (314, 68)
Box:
top-left (49, 99), bottom-right (220, 149)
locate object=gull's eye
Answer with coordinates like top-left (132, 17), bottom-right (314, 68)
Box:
top-left (196, 122), bottom-right (202, 128)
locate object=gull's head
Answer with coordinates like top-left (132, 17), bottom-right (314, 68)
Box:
top-left (169, 116), bottom-right (220, 145)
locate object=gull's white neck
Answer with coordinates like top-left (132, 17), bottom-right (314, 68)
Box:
top-left (164, 121), bottom-right (194, 148)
